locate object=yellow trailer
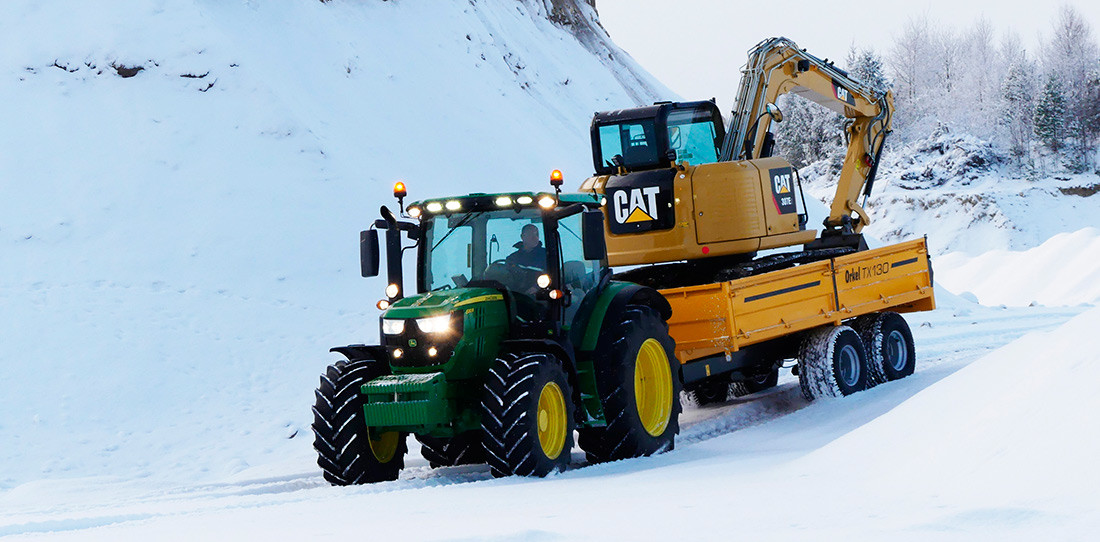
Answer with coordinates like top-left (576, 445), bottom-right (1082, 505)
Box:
top-left (659, 238), bottom-right (935, 401)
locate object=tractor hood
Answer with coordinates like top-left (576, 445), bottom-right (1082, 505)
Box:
top-left (380, 286), bottom-right (510, 380)
top-left (382, 287), bottom-right (503, 319)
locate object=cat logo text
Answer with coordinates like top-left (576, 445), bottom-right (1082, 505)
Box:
top-left (611, 186), bottom-right (660, 224)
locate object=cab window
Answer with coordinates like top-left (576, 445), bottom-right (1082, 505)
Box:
top-left (667, 108), bottom-right (719, 165)
top-left (556, 212), bottom-right (605, 327)
top-left (598, 120), bottom-right (659, 170)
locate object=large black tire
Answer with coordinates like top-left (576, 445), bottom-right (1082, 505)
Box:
top-left (414, 432), bottom-right (485, 468)
top-left (798, 325), bottom-right (869, 401)
top-left (481, 353), bottom-right (575, 478)
top-left (312, 358), bottom-right (408, 485)
top-left (578, 305), bottom-right (682, 463)
top-left (731, 369), bottom-right (779, 397)
top-left (851, 312), bottom-right (916, 385)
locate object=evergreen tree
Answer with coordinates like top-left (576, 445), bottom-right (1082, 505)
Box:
top-left (1034, 74), bottom-right (1065, 152)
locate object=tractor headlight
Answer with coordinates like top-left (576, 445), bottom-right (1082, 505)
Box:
top-left (416, 314), bottom-right (453, 334)
top-left (381, 319), bottom-right (405, 335)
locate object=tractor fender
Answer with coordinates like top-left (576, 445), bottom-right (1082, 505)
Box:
top-left (330, 344), bottom-right (388, 362)
top-left (578, 281), bottom-right (672, 353)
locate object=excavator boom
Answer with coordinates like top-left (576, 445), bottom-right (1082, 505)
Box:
top-left (723, 37), bottom-right (893, 233)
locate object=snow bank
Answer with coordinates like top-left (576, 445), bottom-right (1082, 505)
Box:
top-left (934, 227), bottom-right (1100, 306)
top-left (792, 304), bottom-right (1100, 535)
top-left (0, 0), bottom-right (669, 488)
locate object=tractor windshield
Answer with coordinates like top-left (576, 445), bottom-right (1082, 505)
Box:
top-left (420, 208), bottom-right (548, 294)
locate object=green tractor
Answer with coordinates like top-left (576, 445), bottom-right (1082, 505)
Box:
top-left (311, 177), bottom-right (683, 484)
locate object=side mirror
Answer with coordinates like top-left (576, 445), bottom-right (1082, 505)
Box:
top-left (581, 208), bottom-right (607, 261)
top-left (360, 229), bottom-right (380, 278)
top-left (765, 102), bottom-right (783, 123)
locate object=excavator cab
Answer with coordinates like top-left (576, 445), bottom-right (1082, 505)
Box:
top-left (591, 100), bottom-right (725, 176)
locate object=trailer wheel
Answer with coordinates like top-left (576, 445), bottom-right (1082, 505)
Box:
top-left (731, 369), bottom-right (779, 397)
top-left (481, 353), bottom-right (574, 477)
top-left (798, 325), bottom-right (868, 400)
top-left (852, 312), bottom-right (916, 384)
top-left (414, 432), bottom-right (485, 468)
top-left (579, 305), bottom-right (682, 463)
top-left (312, 359), bottom-right (408, 485)
top-left (689, 378), bottom-right (731, 405)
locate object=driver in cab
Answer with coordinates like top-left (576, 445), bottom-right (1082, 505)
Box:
top-left (506, 224), bottom-right (547, 270)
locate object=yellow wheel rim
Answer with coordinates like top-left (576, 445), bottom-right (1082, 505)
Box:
top-left (369, 430), bottom-right (400, 463)
top-left (536, 381), bottom-right (568, 460)
top-left (634, 338), bottom-right (672, 437)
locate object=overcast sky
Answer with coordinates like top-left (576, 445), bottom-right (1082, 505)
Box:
top-left (596, 0), bottom-right (1099, 111)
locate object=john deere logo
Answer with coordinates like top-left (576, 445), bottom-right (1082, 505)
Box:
top-left (612, 186), bottom-right (660, 224)
top-left (408, 339), bottom-right (417, 347)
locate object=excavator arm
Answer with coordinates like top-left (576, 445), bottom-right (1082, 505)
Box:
top-left (721, 37), bottom-right (893, 234)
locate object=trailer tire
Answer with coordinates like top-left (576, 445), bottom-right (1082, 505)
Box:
top-left (731, 369), bottom-right (779, 397)
top-left (481, 352), bottom-right (574, 478)
top-left (414, 432), bottom-right (485, 468)
top-left (798, 325), bottom-right (868, 401)
top-left (852, 312), bottom-right (916, 384)
top-left (312, 358), bottom-right (408, 485)
top-left (578, 305), bottom-right (682, 463)
top-left (689, 379), bottom-right (731, 405)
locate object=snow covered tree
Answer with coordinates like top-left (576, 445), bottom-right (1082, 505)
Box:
top-left (846, 46), bottom-right (888, 93)
top-left (1041, 5), bottom-right (1099, 171)
top-left (772, 93), bottom-right (844, 169)
top-left (1033, 74), bottom-right (1065, 153)
top-left (888, 15), bottom-right (937, 139)
top-left (1000, 60), bottom-right (1036, 163)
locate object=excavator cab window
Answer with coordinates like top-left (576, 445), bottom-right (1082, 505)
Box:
top-left (590, 101), bottom-right (724, 176)
top-left (667, 107), bottom-right (721, 165)
top-left (597, 120), bottom-right (660, 171)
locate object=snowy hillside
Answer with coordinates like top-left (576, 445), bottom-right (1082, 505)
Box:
top-left (4, 1), bottom-right (1100, 540)
top-left (0, 0), bottom-right (670, 488)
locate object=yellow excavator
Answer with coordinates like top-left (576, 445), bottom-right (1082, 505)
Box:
top-left (580, 36), bottom-right (894, 287)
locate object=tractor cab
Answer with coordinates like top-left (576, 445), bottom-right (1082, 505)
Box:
top-left (590, 100), bottom-right (725, 175)
top-left (359, 183), bottom-right (609, 377)
top-left (411, 193), bottom-right (608, 332)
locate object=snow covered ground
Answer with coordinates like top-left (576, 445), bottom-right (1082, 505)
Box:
top-left (3, 1), bottom-right (1100, 540)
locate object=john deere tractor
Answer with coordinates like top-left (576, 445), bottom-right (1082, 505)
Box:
top-left (311, 176), bottom-right (682, 484)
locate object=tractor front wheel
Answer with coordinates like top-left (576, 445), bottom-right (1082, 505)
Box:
top-left (481, 353), bottom-right (575, 477)
top-left (312, 358), bottom-right (408, 485)
top-left (414, 432), bottom-right (485, 468)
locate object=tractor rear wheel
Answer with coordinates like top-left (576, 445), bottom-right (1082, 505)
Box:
top-left (731, 369), bottom-right (779, 397)
top-left (797, 325), bottom-right (869, 401)
top-left (579, 305), bottom-right (682, 463)
top-left (312, 358), bottom-right (408, 485)
top-left (481, 353), bottom-right (575, 477)
top-left (851, 312), bottom-right (916, 385)
top-left (414, 432), bottom-right (485, 468)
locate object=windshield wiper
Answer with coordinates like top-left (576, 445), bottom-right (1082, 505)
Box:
top-left (431, 211), bottom-right (483, 251)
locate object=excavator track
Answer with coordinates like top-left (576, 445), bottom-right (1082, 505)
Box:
top-left (613, 246), bottom-right (857, 290)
